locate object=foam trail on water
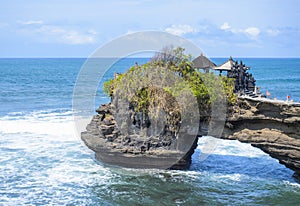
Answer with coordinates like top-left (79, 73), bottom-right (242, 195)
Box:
top-left (197, 136), bottom-right (266, 158)
top-left (0, 109), bottom-right (91, 142)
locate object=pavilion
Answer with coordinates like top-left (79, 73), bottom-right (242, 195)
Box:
top-left (192, 53), bottom-right (216, 73)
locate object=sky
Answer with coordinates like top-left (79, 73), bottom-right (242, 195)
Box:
top-left (1, 0), bottom-right (300, 58)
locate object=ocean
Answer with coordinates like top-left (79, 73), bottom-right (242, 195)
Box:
top-left (1, 58), bottom-right (300, 205)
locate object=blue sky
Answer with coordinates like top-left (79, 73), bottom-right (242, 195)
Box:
top-left (1, 0), bottom-right (300, 57)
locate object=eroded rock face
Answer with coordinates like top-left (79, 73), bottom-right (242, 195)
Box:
top-left (82, 94), bottom-right (300, 179)
top-left (81, 103), bottom-right (198, 169)
top-left (223, 97), bottom-right (300, 179)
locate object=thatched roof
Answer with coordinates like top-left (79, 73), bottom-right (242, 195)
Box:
top-left (214, 57), bottom-right (250, 71)
top-left (192, 54), bottom-right (216, 69)
top-left (213, 58), bottom-right (235, 71)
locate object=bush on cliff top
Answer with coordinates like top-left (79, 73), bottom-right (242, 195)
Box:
top-left (103, 46), bottom-right (236, 115)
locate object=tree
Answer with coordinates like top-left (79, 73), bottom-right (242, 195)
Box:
top-left (150, 46), bottom-right (194, 77)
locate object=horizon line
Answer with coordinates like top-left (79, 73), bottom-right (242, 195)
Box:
top-left (1, 56), bottom-right (300, 59)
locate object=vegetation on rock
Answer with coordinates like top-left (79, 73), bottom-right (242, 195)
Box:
top-left (103, 46), bottom-right (236, 118)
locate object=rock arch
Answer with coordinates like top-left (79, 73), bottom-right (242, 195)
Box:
top-left (221, 97), bottom-right (300, 180)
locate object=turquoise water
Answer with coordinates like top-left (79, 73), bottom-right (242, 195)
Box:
top-left (1, 58), bottom-right (300, 205)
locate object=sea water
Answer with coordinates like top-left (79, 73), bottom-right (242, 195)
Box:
top-left (1, 58), bottom-right (300, 205)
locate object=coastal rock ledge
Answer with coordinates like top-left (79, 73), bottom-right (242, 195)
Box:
top-left (82, 96), bottom-right (300, 180)
top-left (81, 103), bottom-right (198, 170)
top-left (222, 97), bottom-right (300, 180)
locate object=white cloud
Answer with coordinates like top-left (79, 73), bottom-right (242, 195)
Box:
top-left (165, 24), bottom-right (197, 36)
top-left (244, 27), bottom-right (261, 38)
top-left (220, 23), bottom-right (261, 39)
top-left (37, 25), bottom-right (65, 34)
top-left (18, 21), bottom-right (97, 45)
top-left (35, 25), bottom-right (96, 44)
top-left (63, 31), bottom-right (95, 44)
top-left (20, 20), bottom-right (44, 25)
top-left (220, 22), bottom-right (231, 30)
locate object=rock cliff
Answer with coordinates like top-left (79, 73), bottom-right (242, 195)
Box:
top-left (222, 96), bottom-right (300, 180)
top-left (82, 96), bottom-right (300, 179)
top-left (81, 103), bottom-right (198, 169)
top-left (81, 94), bottom-right (300, 180)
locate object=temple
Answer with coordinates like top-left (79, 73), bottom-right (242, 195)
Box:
top-left (193, 56), bottom-right (264, 98)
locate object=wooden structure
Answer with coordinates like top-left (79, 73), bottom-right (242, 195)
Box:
top-left (192, 54), bottom-right (216, 73)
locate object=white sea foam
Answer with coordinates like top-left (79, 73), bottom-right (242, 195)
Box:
top-left (283, 180), bottom-right (300, 188)
top-left (215, 173), bottom-right (242, 182)
top-left (1, 110), bottom-right (299, 205)
top-left (197, 136), bottom-right (267, 158)
top-left (0, 119), bottom-right (75, 137)
top-left (0, 110), bottom-right (90, 141)
top-left (4, 109), bottom-right (74, 121)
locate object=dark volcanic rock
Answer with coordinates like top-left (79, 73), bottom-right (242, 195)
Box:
top-left (82, 94), bottom-right (300, 180)
top-left (81, 103), bottom-right (198, 169)
top-left (222, 96), bottom-right (300, 180)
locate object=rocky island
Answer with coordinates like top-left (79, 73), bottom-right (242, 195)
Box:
top-left (82, 47), bottom-right (204, 169)
top-left (81, 47), bottom-right (300, 180)
top-left (81, 101), bottom-right (199, 169)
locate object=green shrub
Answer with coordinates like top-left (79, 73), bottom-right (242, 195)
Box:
top-left (102, 47), bottom-right (236, 114)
